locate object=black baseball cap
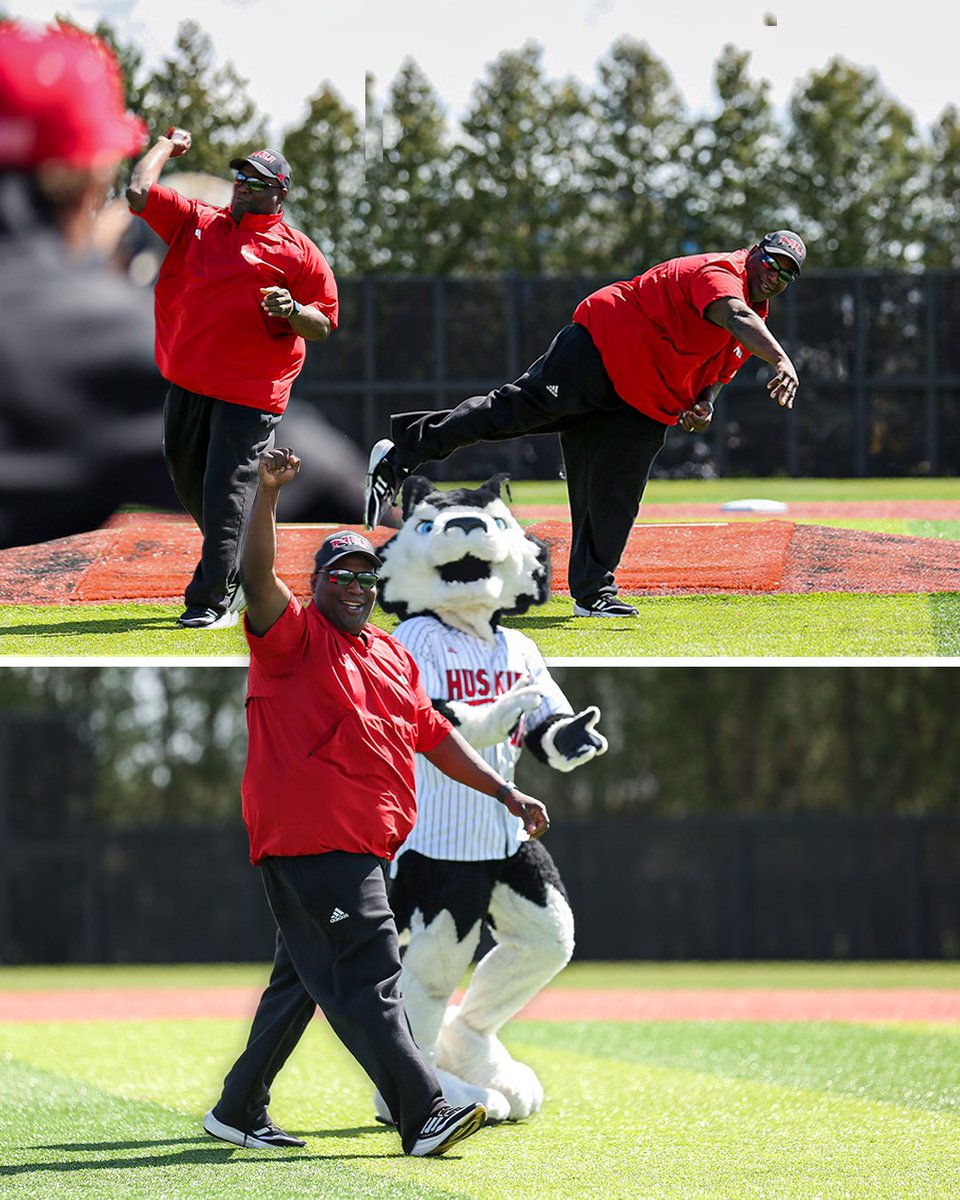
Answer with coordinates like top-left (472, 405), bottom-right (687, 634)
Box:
top-left (760, 230), bottom-right (806, 275)
top-left (229, 147), bottom-right (292, 187)
top-left (314, 531), bottom-right (382, 572)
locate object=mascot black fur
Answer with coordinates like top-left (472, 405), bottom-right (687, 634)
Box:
top-left (372, 475), bottom-right (607, 1121)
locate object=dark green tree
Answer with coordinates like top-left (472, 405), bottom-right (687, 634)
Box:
top-left (138, 20), bottom-right (268, 178)
top-left (919, 105), bottom-right (960, 267)
top-left (784, 57), bottom-right (924, 267)
top-left (686, 44), bottom-right (785, 250)
top-left (452, 42), bottom-right (590, 274)
top-left (282, 84), bottom-right (364, 272)
top-left (358, 70), bottom-right (390, 274)
top-left (90, 18), bottom-right (149, 124)
top-left (584, 37), bottom-right (691, 275)
top-left (369, 59), bottom-right (457, 274)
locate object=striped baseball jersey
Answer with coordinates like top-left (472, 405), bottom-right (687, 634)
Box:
top-left (391, 617), bottom-right (571, 862)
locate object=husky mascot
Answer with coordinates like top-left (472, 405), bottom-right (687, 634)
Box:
top-left (373, 474), bottom-right (607, 1122)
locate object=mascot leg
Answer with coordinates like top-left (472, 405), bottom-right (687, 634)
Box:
top-left (402, 908), bottom-right (478, 1053)
top-left (373, 905), bottom-right (511, 1124)
top-left (437, 876), bottom-right (575, 1119)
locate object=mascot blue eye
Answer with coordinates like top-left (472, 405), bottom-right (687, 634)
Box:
top-left (494, 517), bottom-right (507, 530)
top-left (416, 520), bottom-right (434, 535)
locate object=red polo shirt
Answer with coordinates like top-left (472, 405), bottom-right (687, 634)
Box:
top-left (242, 596), bottom-right (452, 864)
top-left (573, 248), bottom-right (767, 423)
top-left (134, 184), bottom-right (339, 413)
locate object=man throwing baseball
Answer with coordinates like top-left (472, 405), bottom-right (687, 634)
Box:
top-left (202, 447), bottom-right (550, 1157)
top-left (364, 231), bottom-right (805, 617)
top-left (127, 131), bottom-right (338, 629)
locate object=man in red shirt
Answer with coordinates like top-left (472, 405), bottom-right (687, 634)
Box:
top-left (364, 232), bottom-right (805, 616)
top-left (128, 130), bottom-right (339, 629)
top-left (202, 446), bottom-right (549, 1157)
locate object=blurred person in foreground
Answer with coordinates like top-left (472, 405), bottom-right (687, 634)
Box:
top-left (127, 131), bottom-right (339, 630)
top-left (201, 446), bottom-right (550, 1157)
top-left (0, 21), bottom-right (176, 551)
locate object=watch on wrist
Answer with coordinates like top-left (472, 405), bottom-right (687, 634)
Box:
top-left (495, 783), bottom-right (516, 804)
top-left (289, 300), bottom-right (301, 319)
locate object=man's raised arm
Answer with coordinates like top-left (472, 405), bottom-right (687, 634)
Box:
top-left (126, 127), bottom-right (191, 212)
top-left (240, 448), bottom-right (299, 636)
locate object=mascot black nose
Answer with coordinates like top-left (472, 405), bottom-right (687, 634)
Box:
top-left (445, 516), bottom-right (487, 535)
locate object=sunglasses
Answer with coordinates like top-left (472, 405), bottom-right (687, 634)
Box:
top-left (325, 568), bottom-right (379, 590)
top-left (760, 250), bottom-right (798, 285)
top-left (234, 170), bottom-right (280, 193)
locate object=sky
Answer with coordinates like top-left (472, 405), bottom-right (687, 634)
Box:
top-left (6, 0), bottom-right (958, 141)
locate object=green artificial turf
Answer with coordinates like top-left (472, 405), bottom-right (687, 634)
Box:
top-left (639, 477), bottom-right (960, 504)
top-left (514, 477), bottom-right (960, 506)
top-left (3, 590), bottom-right (960, 658)
top-left (3, 590), bottom-right (960, 659)
top-left (2, 967), bottom-right (958, 1200)
top-left (3, 480), bottom-right (960, 658)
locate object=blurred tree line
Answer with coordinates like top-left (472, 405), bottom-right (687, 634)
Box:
top-left (60, 18), bottom-right (960, 275)
top-left (0, 666), bottom-right (957, 826)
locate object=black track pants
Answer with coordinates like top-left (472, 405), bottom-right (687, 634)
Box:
top-left (214, 852), bottom-right (443, 1153)
top-left (162, 385), bottom-right (279, 612)
top-left (389, 324), bottom-right (668, 602)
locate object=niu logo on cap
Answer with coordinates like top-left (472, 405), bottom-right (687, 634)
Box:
top-left (331, 535), bottom-right (365, 552)
top-left (250, 149), bottom-right (277, 166)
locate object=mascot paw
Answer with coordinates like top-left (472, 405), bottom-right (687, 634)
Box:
top-left (436, 1066), bottom-right (512, 1122)
top-left (446, 681), bottom-right (544, 750)
top-left (373, 1069), bottom-right (511, 1126)
top-left (437, 1008), bottom-right (545, 1120)
top-left (539, 706), bottom-right (607, 773)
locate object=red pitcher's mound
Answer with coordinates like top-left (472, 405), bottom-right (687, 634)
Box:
top-left (2, 513), bottom-right (960, 603)
top-left (529, 518), bottom-right (960, 595)
top-left (530, 519), bottom-right (794, 594)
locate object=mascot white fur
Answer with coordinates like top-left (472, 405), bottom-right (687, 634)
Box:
top-left (373, 474), bottom-right (607, 1123)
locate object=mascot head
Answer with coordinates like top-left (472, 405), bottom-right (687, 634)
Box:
top-left (377, 475), bottom-right (550, 642)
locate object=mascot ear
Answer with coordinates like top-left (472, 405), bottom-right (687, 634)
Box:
top-left (401, 475), bottom-right (437, 517)
top-left (483, 473), bottom-right (512, 502)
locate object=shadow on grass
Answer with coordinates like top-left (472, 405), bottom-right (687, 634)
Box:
top-left (0, 616), bottom-right (178, 638)
top-left (7, 1126), bottom-right (403, 1175)
top-left (517, 613), bottom-right (641, 632)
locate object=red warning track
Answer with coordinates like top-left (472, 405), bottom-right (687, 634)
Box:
top-left (0, 986), bottom-right (957, 1023)
top-left (1, 503), bottom-right (959, 603)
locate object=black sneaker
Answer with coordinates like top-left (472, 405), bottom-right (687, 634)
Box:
top-left (573, 596), bottom-right (638, 617)
top-left (364, 438), bottom-right (408, 529)
top-left (177, 606), bottom-right (239, 630)
top-left (226, 580), bottom-right (246, 616)
top-left (202, 1109), bottom-right (305, 1150)
top-left (408, 1102), bottom-right (486, 1157)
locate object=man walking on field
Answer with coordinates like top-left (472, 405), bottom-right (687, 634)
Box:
top-left (128, 130), bottom-right (338, 630)
top-left (364, 231), bottom-right (805, 617)
top-left (202, 446), bottom-right (550, 1157)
